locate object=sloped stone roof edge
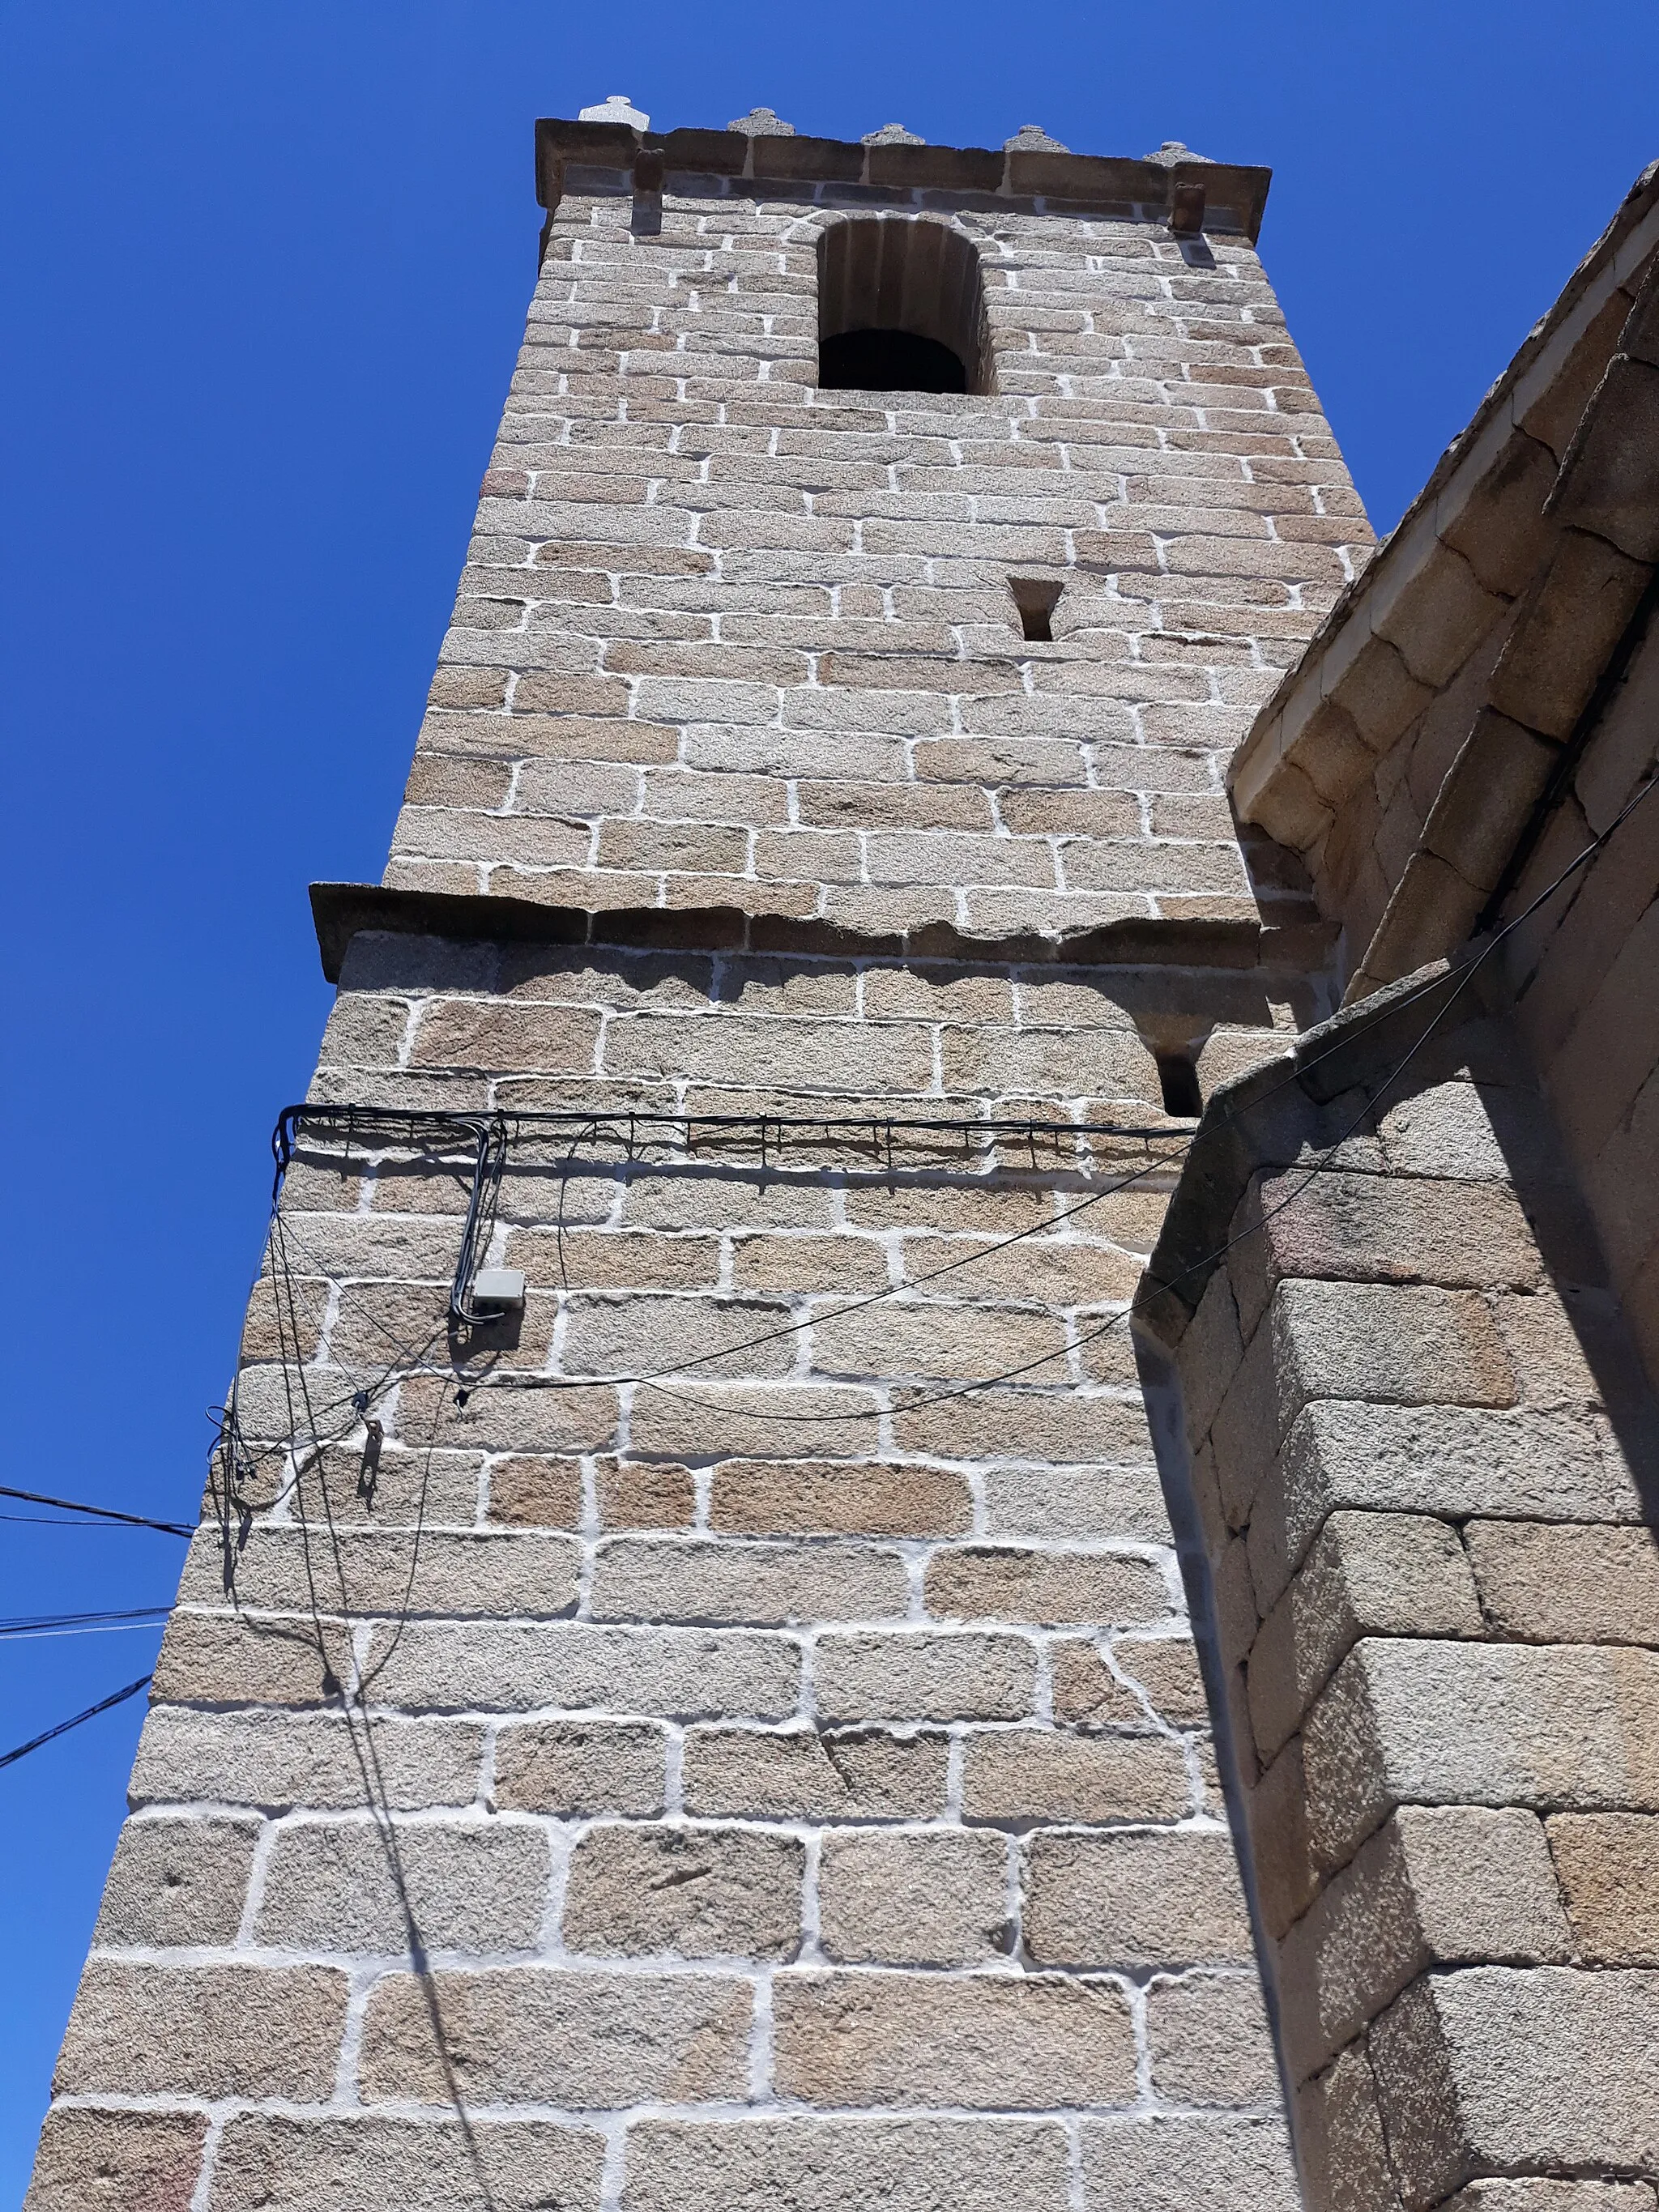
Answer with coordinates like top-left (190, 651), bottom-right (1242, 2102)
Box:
top-left (1230, 159), bottom-right (1659, 825)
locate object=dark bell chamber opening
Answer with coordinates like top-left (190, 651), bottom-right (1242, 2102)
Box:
top-left (819, 327), bottom-right (969, 394)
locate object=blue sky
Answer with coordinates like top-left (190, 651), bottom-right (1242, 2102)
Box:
top-left (1, 0), bottom-right (1656, 2193)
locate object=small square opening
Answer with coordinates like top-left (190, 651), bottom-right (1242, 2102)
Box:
top-left (1156, 1051), bottom-right (1205, 1119)
top-left (1010, 578), bottom-right (1063, 643)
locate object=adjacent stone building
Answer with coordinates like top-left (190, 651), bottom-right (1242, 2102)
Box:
top-left (23, 101), bottom-right (1659, 2212)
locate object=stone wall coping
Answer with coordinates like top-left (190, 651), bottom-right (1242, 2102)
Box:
top-left (1132, 953), bottom-right (1489, 1350)
top-left (533, 115), bottom-right (1273, 241)
top-left (1229, 159), bottom-right (1659, 830)
top-left (309, 880), bottom-right (1333, 987)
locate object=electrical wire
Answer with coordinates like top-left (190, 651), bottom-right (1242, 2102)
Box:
top-left (142, 765), bottom-right (1653, 2212)
top-left (467, 1124), bottom-right (1192, 1403)
top-left (0, 1607), bottom-right (170, 1639)
top-left (531, 767), bottom-right (1659, 1431)
top-left (234, 764), bottom-right (1659, 1466)
top-left (258, 1200), bottom-right (501, 2211)
top-left (0, 1677), bottom-right (153, 1773)
top-left (0, 1622), bottom-right (170, 1643)
top-left (0, 1514), bottom-right (172, 1530)
top-left (452, 1032), bottom-right (1398, 1418)
top-left (0, 1485), bottom-right (194, 1538)
top-left (265, 1211), bottom-right (446, 1694)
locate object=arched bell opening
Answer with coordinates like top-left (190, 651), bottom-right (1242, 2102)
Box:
top-left (817, 215), bottom-right (995, 396)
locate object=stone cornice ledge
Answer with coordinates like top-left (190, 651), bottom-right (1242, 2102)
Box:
top-left (310, 881), bottom-right (1333, 988)
top-left (535, 116), bottom-right (1272, 241)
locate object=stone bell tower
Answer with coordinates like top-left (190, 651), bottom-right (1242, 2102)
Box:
top-left (27, 96), bottom-right (1374, 2212)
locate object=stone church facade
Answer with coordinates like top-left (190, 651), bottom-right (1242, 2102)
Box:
top-left (24, 104), bottom-right (1659, 2212)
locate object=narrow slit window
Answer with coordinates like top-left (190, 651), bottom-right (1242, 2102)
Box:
top-left (1010, 578), bottom-right (1063, 642)
top-left (1156, 1051), bottom-right (1205, 1119)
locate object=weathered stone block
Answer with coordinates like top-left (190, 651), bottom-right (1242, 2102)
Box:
top-left (182, 1528), bottom-right (583, 1619)
top-left (621, 2116), bottom-right (1073, 2212)
top-left (23, 2108), bottom-right (207, 2212)
top-left (1294, 2038), bottom-right (1399, 2212)
top-left (1463, 1519), bottom-right (1659, 1644)
top-left (961, 1726), bottom-right (1192, 1825)
top-left (1276, 1805), bottom-right (1571, 2082)
top-left (493, 1719), bottom-right (667, 1815)
top-left (256, 1816), bottom-right (549, 1951)
top-left (1438, 427), bottom-right (1559, 597)
top-left (1248, 1735), bottom-right (1322, 1941)
top-left (923, 1545), bottom-right (1170, 1626)
top-left (94, 1814), bottom-right (260, 1947)
top-left (359, 1967), bottom-right (752, 2105)
top-left (1371, 542), bottom-right (1508, 688)
top-left (681, 1724), bottom-right (949, 1821)
top-left (1368, 1967), bottom-right (1659, 2209)
top-left (1302, 1640), bottom-right (1659, 1869)
top-left (561, 1822), bottom-right (804, 1958)
top-left (1246, 1511), bottom-right (1482, 1760)
top-left (1212, 1313), bottom-right (1282, 1527)
top-left (56, 1962), bottom-right (348, 2099)
top-left (1546, 1811), bottom-right (1659, 1965)
top-left (1375, 1083), bottom-right (1514, 1182)
top-left (710, 1457), bottom-right (973, 1536)
top-left (1023, 1830), bottom-right (1253, 1969)
top-left (1421, 710), bottom-right (1560, 895)
top-left (982, 1463), bottom-right (1174, 1545)
top-left (592, 1455), bottom-right (697, 1529)
top-left (890, 1384), bottom-right (1154, 1468)
top-left (1179, 1262), bottom-right (1245, 1450)
top-left (770, 1969), bottom-right (1137, 2108)
top-left (1548, 354), bottom-right (1659, 563)
top-left (1324, 635), bottom-right (1435, 757)
top-left (208, 2113), bottom-right (607, 2211)
top-left (814, 1631), bottom-right (1038, 1723)
top-left (360, 1619), bottom-right (802, 1719)
top-left (1271, 1281), bottom-right (1516, 1432)
top-left (1489, 528), bottom-right (1653, 741)
top-left (1280, 696), bottom-right (1375, 808)
top-left (591, 1535), bottom-right (909, 1624)
top-left (151, 1612), bottom-right (356, 1708)
top-left (129, 1706), bottom-right (484, 1812)
top-left (1080, 2112), bottom-right (1301, 2212)
top-left (817, 1828), bottom-right (1011, 1964)
top-left (1243, 1168), bottom-right (1542, 1295)
top-left (1145, 1971), bottom-right (1281, 2104)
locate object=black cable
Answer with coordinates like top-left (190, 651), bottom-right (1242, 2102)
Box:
top-left (581, 769), bottom-right (1659, 1431)
top-left (252, 767), bottom-right (1659, 1450)
top-left (471, 1137), bottom-right (1189, 1402)
top-left (0, 1677), bottom-right (153, 1772)
top-left (554, 1118), bottom-right (602, 1292)
top-left (0, 1485), bottom-right (194, 1539)
top-left (279, 1103), bottom-right (1178, 1153)
top-left (235, 1257), bottom-right (454, 1528)
top-left (265, 1212), bottom-right (445, 1692)
top-left (455, 881), bottom-right (1589, 1417)
top-left (261, 1208), bottom-right (500, 2211)
top-left (0, 1513), bottom-right (171, 1530)
top-left (0, 1607), bottom-right (169, 1639)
